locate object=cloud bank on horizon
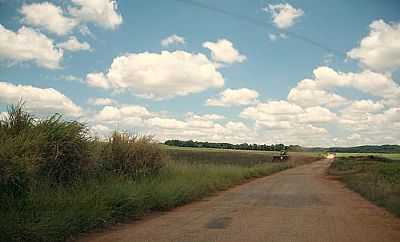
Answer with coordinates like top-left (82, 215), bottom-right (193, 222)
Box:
top-left (0, 0), bottom-right (399, 147)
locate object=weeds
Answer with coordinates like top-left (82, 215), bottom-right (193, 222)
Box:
top-left (1, 161), bottom-right (288, 241)
top-left (99, 132), bottom-right (165, 177)
top-left (329, 156), bottom-right (400, 216)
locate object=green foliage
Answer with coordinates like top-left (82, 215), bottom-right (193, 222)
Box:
top-left (378, 163), bottom-right (400, 184)
top-left (35, 114), bottom-right (91, 184)
top-left (99, 132), bottom-right (165, 177)
top-left (0, 103), bottom-right (44, 197)
top-left (0, 103), bottom-right (91, 189)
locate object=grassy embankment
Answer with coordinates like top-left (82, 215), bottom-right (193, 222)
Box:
top-left (0, 103), bottom-right (320, 241)
top-left (329, 155), bottom-right (400, 216)
top-left (334, 152), bottom-right (400, 160)
top-left (2, 161), bottom-right (290, 241)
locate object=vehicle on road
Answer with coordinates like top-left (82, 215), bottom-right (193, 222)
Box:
top-left (273, 150), bottom-right (289, 161)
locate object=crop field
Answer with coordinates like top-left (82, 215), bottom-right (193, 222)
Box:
top-left (165, 145), bottom-right (321, 165)
top-left (329, 156), bottom-right (400, 216)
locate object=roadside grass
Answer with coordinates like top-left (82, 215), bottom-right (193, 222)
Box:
top-left (334, 152), bottom-right (400, 160)
top-left (1, 161), bottom-right (290, 242)
top-left (329, 156), bottom-right (400, 217)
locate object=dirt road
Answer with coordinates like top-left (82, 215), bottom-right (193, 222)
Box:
top-left (79, 159), bottom-right (400, 242)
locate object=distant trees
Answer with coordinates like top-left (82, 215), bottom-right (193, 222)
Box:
top-left (327, 145), bottom-right (400, 153)
top-left (164, 140), bottom-right (299, 152)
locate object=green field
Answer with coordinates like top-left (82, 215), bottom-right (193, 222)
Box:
top-left (165, 147), bottom-right (321, 167)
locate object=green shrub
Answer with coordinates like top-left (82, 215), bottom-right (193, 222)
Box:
top-left (100, 132), bottom-right (165, 177)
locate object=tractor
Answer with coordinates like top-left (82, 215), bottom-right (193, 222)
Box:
top-left (272, 150), bottom-right (289, 162)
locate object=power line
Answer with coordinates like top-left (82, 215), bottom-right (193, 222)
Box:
top-left (174, 0), bottom-right (347, 58)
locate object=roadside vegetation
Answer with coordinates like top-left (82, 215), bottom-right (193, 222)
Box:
top-left (334, 152), bottom-right (400, 160)
top-left (0, 103), bottom-right (319, 242)
top-left (329, 156), bottom-right (400, 217)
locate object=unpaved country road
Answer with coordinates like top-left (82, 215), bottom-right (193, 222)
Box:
top-left (79, 159), bottom-right (400, 242)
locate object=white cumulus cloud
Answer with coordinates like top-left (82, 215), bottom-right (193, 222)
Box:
top-left (288, 78), bottom-right (348, 108)
top-left (57, 36), bottom-right (91, 52)
top-left (288, 66), bottom-right (400, 108)
top-left (161, 34), bottom-right (185, 47)
top-left (298, 106), bottom-right (337, 123)
top-left (264, 3), bottom-right (304, 29)
top-left (341, 100), bottom-right (384, 114)
top-left (88, 97), bottom-right (116, 106)
top-left (347, 19), bottom-right (400, 72)
top-left (240, 100), bottom-right (303, 129)
top-left (95, 105), bottom-right (153, 122)
top-left (206, 88), bottom-right (259, 107)
top-left (85, 50), bottom-right (224, 100)
top-left (0, 25), bottom-right (63, 69)
top-left (203, 39), bottom-right (246, 64)
top-left (0, 81), bottom-right (81, 117)
top-left (20, 2), bottom-right (78, 36)
top-left (69, 0), bottom-right (123, 29)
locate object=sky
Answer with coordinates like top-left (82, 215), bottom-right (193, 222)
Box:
top-left (0, 0), bottom-right (400, 147)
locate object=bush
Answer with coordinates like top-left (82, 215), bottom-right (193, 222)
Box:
top-left (100, 132), bottom-right (165, 177)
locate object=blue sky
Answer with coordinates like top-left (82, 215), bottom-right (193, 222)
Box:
top-left (0, 0), bottom-right (399, 146)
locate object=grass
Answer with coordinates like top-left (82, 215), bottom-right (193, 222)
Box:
top-left (1, 160), bottom-right (292, 241)
top-left (329, 156), bottom-right (400, 217)
top-left (334, 152), bottom-right (400, 160)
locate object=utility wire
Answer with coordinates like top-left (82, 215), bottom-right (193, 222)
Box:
top-left (174, 0), bottom-right (347, 58)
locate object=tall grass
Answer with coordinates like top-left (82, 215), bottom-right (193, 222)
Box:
top-left (329, 156), bottom-right (400, 216)
top-left (0, 103), bottom-right (91, 191)
top-left (99, 132), bottom-right (165, 177)
top-left (0, 161), bottom-right (289, 241)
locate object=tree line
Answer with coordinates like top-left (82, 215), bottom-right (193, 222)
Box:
top-left (305, 145), bottom-right (400, 153)
top-left (164, 140), bottom-right (304, 151)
